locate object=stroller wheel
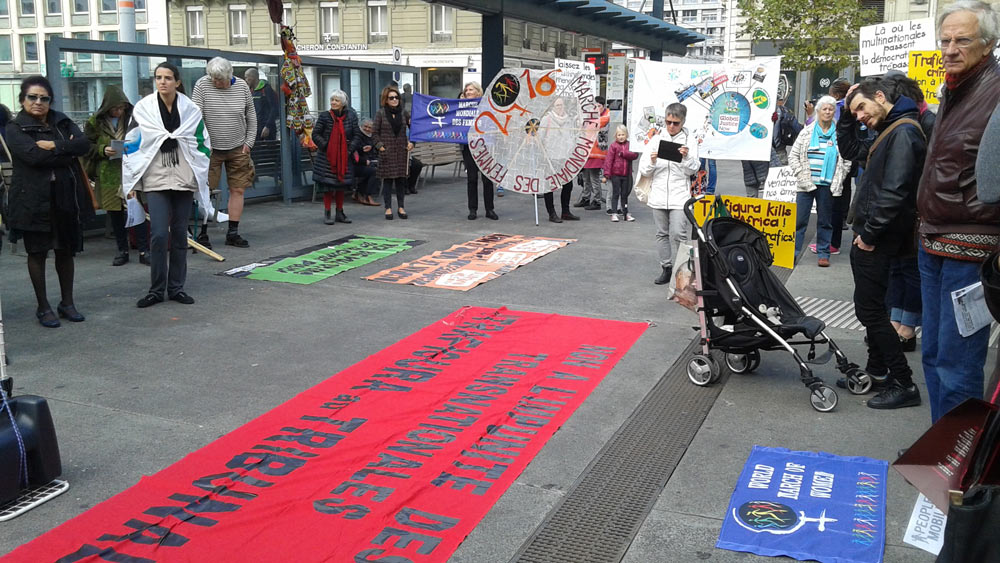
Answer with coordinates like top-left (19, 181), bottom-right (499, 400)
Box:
top-left (809, 384), bottom-right (838, 412)
top-left (845, 368), bottom-right (873, 395)
top-left (687, 354), bottom-right (721, 386)
top-left (725, 350), bottom-right (761, 374)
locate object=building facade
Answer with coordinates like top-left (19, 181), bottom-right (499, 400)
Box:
top-left (612, 0), bottom-right (725, 59)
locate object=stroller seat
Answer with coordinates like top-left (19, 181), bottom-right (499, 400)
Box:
top-left (771, 314), bottom-right (826, 340)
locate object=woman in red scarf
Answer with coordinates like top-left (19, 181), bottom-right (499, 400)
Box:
top-left (312, 90), bottom-right (361, 224)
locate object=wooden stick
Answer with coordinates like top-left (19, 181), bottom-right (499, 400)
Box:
top-left (188, 237), bottom-right (225, 262)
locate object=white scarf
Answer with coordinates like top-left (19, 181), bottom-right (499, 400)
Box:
top-left (122, 93), bottom-right (224, 221)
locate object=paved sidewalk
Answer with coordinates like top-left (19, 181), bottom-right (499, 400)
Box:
top-left (0, 161), bottom-right (951, 561)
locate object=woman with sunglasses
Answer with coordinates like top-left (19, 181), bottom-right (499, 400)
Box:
top-left (6, 75), bottom-right (92, 328)
top-left (373, 85), bottom-right (413, 219)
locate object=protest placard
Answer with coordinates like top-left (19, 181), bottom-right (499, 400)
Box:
top-left (691, 195), bottom-right (797, 269)
top-left (410, 93), bottom-right (479, 143)
top-left (907, 50), bottom-right (944, 104)
top-left (761, 166), bottom-right (797, 203)
top-left (859, 18), bottom-right (935, 76)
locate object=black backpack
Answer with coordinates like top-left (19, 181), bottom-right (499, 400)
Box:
top-left (776, 106), bottom-right (802, 148)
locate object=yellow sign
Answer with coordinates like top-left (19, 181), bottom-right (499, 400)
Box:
top-left (691, 195), bottom-right (797, 269)
top-left (907, 50), bottom-right (944, 105)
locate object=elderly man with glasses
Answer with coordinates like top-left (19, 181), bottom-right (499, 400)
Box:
top-left (914, 0), bottom-right (1000, 423)
top-left (192, 56), bottom-right (257, 248)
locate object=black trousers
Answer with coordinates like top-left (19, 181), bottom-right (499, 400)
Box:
top-left (610, 176), bottom-right (631, 213)
top-left (543, 183), bottom-right (573, 215)
top-left (382, 177), bottom-right (406, 209)
top-left (461, 145), bottom-right (494, 212)
top-left (850, 233), bottom-right (912, 384)
top-left (355, 164), bottom-right (379, 196)
top-left (830, 178), bottom-right (852, 249)
top-left (108, 209), bottom-right (149, 253)
top-left (146, 190), bottom-right (192, 298)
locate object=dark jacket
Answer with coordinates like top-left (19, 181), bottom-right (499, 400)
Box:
top-left (6, 109), bottom-right (92, 233)
top-left (251, 79), bottom-right (279, 140)
top-left (917, 56), bottom-right (1000, 235)
top-left (837, 95), bottom-right (926, 247)
top-left (373, 107), bottom-right (410, 179)
top-left (354, 129), bottom-right (379, 168)
top-left (312, 107), bottom-right (360, 191)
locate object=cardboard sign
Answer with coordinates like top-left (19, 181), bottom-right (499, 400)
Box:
top-left (903, 493), bottom-right (946, 555)
top-left (907, 50), bottom-right (944, 105)
top-left (691, 195), bottom-right (797, 269)
top-left (761, 166), bottom-right (797, 203)
top-left (859, 18), bottom-right (936, 76)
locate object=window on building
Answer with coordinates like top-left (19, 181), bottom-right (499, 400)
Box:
top-left (522, 22), bottom-right (531, 49)
top-left (73, 31), bottom-right (90, 60)
top-left (275, 3), bottom-right (291, 43)
top-left (320, 2), bottom-right (339, 42)
top-left (0, 36), bottom-right (11, 62)
top-left (134, 0), bottom-right (144, 11)
top-left (21, 34), bottom-right (37, 61)
top-left (72, 0), bottom-right (86, 14)
top-left (102, 30), bottom-right (118, 61)
top-left (682, 9), bottom-right (697, 23)
top-left (229, 5), bottom-right (248, 45)
top-left (100, 0), bottom-right (114, 13)
top-left (186, 6), bottom-right (204, 46)
top-left (135, 29), bottom-right (146, 42)
top-left (20, 0), bottom-right (34, 16)
top-left (45, 0), bottom-right (59, 15)
top-left (431, 4), bottom-right (453, 42)
top-left (703, 10), bottom-right (719, 21)
top-left (368, 1), bottom-right (387, 43)
top-left (0, 0), bottom-right (8, 17)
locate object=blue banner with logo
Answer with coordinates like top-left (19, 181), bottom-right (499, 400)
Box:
top-left (409, 93), bottom-right (479, 144)
top-left (718, 446), bottom-right (888, 563)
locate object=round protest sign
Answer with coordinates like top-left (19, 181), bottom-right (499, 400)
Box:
top-left (466, 68), bottom-right (600, 194)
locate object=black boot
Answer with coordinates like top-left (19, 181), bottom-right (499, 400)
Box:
top-left (324, 209), bottom-right (335, 225)
top-left (335, 210), bottom-right (351, 224)
top-left (112, 250), bottom-right (129, 266)
top-left (654, 265), bottom-right (671, 285)
top-left (548, 212), bottom-right (563, 223)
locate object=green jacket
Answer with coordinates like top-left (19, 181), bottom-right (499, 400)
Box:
top-left (84, 86), bottom-right (132, 211)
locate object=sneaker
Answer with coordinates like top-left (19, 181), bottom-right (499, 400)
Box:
top-left (606, 208), bottom-right (614, 215)
top-left (625, 213), bottom-right (635, 222)
top-left (830, 246), bottom-right (841, 255)
top-left (818, 258), bottom-right (830, 267)
top-left (867, 382), bottom-right (921, 409)
top-left (225, 233), bottom-right (250, 248)
top-left (611, 213), bottom-right (620, 222)
top-left (497, 186), bottom-right (505, 197)
top-left (809, 243), bottom-right (818, 254)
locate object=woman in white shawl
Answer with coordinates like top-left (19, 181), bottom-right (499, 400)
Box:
top-left (122, 62), bottom-right (216, 308)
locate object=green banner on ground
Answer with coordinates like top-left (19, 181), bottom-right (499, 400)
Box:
top-left (221, 235), bottom-right (418, 285)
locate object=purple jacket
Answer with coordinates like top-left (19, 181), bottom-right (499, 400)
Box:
top-left (602, 140), bottom-right (639, 178)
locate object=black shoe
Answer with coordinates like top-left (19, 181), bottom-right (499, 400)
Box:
top-left (397, 210), bottom-right (408, 219)
top-left (468, 211), bottom-right (477, 220)
top-left (137, 293), bottom-right (164, 308)
top-left (196, 232), bottom-right (212, 250)
top-left (169, 291), bottom-right (195, 305)
top-left (407, 186), bottom-right (418, 195)
top-left (654, 265), bottom-right (671, 285)
top-left (385, 210), bottom-right (393, 220)
top-left (225, 233), bottom-right (249, 248)
top-left (867, 382), bottom-right (921, 409)
top-left (56, 303), bottom-right (85, 322)
top-left (561, 212), bottom-right (580, 221)
top-left (324, 209), bottom-right (335, 225)
top-left (139, 252), bottom-right (151, 266)
top-left (36, 308), bottom-right (60, 328)
top-left (900, 335), bottom-right (917, 352)
top-left (606, 208), bottom-right (614, 215)
top-left (335, 210), bottom-right (351, 224)
top-left (573, 199), bottom-right (590, 208)
top-left (112, 251), bottom-right (129, 266)
top-left (485, 210), bottom-right (499, 220)
top-left (548, 212), bottom-right (563, 223)
top-left (585, 203), bottom-right (602, 211)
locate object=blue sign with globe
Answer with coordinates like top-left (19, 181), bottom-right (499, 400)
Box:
top-left (710, 92), bottom-right (751, 137)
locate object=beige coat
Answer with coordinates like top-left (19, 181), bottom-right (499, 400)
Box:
top-left (788, 121), bottom-right (851, 196)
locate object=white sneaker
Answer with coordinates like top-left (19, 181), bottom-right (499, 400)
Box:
top-left (625, 213), bottom-right (635, 222)
top-left (611, 213), bottom-right (620, 222)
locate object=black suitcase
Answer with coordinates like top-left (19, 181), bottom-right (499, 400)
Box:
top-left (0, 395), bottom-right (62, 505)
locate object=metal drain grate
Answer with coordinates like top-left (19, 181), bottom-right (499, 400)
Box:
top-left (0, 479), bottom-right (70, 522)
top-left (510, 267), bottom-right (794, 563)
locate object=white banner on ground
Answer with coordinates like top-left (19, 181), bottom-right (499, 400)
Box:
top-left (859, 18), bottom-right (936, 76)
top-left (903, 493), bottom-right (946, 555)
top-left (761, 166), bottom-right (796, 203)
top-left (627, 57), bottom-right (780, 161)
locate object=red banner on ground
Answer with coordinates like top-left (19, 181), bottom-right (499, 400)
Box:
top-left (5, 307), bottom-right (646, 563)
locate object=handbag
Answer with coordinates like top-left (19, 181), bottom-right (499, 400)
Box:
top-left (75, 158), bottom-right (99, 211)
top-left (669, 241), bottom-right (698, 311)
top-left (634, 173), bottom-right (652, 204)
top-left (936, 485), bottom-right (1000, 563)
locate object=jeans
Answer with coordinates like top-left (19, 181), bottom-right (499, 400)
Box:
top-left (651, 208), bottom-right (689, 267)
top-left (701, 158), bottom-right (717, 195)
top-left (795, 184), bottom-right (834, 259)
top-left (830, 178), bottom-right (852, 250)
top-left (462, 145), bottom-right (494, 212)
top-left (850, 235), bottom-right (912, 384)
top-left (888, 256), bottom-right (922, 327)
top-left (146, 190), bottom-right (192, 298)
top-left (610, 176), bottom-right (631, 214)
top-left (918, 245), bottom-right (990, 422)
top-left (543, 183), bottom-right (573, 215)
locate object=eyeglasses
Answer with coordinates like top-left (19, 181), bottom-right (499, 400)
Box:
top-left (26, 94), bottom-right (51, 103)
top-left (938, 36), bottom-right (980, 49)
top-left (387, 96), bottom-right (399, 100)
top-left (666, 119), bottom-right (682, 126)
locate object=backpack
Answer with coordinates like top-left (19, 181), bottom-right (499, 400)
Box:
top-left (776, 106), bottom-right (802, 148)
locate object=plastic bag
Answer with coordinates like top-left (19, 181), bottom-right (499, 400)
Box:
top-left (670, 241), bottom-right (698, 311)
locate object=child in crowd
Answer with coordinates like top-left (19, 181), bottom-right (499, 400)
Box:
top-left (602, 124), bottom-right (640, 222)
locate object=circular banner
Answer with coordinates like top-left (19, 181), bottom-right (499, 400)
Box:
top-left (466, 68), bottom-right (600, 194)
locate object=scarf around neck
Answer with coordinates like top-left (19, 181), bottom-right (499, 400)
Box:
top-left (327, 108), bottom-right (348, 183)
top-left (157, 94), bottom-right (181, 165)
top-left (809, 122), bottom-right (838, 185)
top-left (385, 104), bottom-right (403, 136)
top-left (945, 54), bottom-right (991, 90)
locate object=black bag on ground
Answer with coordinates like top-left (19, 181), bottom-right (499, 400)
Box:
top-left (936, 485), bottom-right (1000, 563)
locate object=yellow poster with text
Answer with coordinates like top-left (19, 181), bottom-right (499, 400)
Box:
top-left (691, 195), bottom-right (797, 269)
top-left (907, 50), bottom-right (944, 105)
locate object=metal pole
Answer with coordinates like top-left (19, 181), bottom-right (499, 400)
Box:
top-left (534, 195), bottom-right (539, 226)
top-left (482, 13), bottom-right (504, 92)
top-left (651, 0), bottom-right (665, 61)
top-left (118, 0), bottom-right (138, 103)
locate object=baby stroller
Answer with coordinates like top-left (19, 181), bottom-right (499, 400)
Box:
top-left (681, 195), bottom-right (878, 412)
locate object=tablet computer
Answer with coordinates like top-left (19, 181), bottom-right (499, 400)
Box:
top-left (657, 140), bottom-right (683, 162)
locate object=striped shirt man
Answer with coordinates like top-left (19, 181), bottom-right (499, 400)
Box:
top-left (191, 75), bottom-right (257, 151)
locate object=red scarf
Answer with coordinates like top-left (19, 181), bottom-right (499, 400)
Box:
top-left (945, 55), bottom-right (991, 90)
top-left (326, 110), bottom-right (348, 182)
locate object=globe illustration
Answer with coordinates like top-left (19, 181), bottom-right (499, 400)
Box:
top-left (710, 92), bottom-right (751, 136)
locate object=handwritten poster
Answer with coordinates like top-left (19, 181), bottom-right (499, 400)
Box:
top-left (691, 195), bottom-right (797, 269)
top-left (907, 50), bottom-right (944, 105)
top-left (859, 18), bottom-right (935, 76)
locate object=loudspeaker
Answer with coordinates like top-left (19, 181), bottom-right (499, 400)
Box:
top-left (0, 395), bottom-right (62, 506)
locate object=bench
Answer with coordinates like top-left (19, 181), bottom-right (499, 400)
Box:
top-left (410, 142), bottom-right (464, 190)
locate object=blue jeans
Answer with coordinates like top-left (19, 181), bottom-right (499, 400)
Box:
top-left (795, 185), bottom-right (833, 259)
top-left (888, 256), bottom-right (922, 327)
top-left (918, 245), bottom-right (990, 422)
top-left (701, 158), bottom-right (717, 195)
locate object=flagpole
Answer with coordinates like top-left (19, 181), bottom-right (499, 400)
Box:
top-left (534, 194), bottom-right (539, 226)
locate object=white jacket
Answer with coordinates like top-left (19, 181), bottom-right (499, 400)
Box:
top-left (638, 130), bottom-right (700, 210)
top-left (788, 121), bottom-right (851, 196)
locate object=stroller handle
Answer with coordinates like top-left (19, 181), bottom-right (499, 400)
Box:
top-left (684, 195), bottom-right (711, 245)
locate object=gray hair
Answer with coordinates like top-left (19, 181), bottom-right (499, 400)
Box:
top-left (244, 68), bottom-right (259, 81)
top-left (815, 95), bottom-right (838, 112)
top-left (330, 90), bottom-right (348, 105)
top-left (206, 57), bottom-right (233, 81)
top-left (665, 102), bottom-right (687, 122)
top-left (360, 117), bottom-right (373, 128)
top-left (939, 0), bottom-right (999, 46)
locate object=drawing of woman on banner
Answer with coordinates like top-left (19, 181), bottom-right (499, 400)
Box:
top-left (539, 96), bottom-right (581, 223)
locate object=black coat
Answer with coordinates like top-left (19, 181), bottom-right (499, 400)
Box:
top-left (837, 96), bottom-right (926, 247)
top-left (312, 108), bottom-right (360, 192)
top-left (6, 109), bottom-right (92, 233)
